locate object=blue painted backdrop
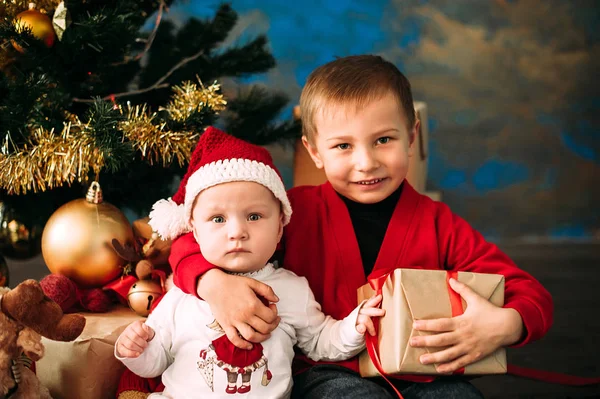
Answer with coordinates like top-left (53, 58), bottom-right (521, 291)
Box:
top-left (168, 0), bottom-right (599, 241)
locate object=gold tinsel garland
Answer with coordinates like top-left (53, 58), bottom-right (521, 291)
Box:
top-left (165, 80), bottom-right (227, 122)
top-left (121, 81), bottom-right (227, 167)
top-left (0, 122), bottom-right (103, 195)
top-left (120, 103), bottom-right (197, 168)
top-left (0, 81), bottom-right (226, 194)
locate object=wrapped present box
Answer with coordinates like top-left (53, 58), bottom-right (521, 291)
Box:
top-left (36, 306), bottom-right (143, 399)
top-left (357, 269), bottom-right (507, 377)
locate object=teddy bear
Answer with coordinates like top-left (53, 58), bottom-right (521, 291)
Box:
top-left (0, 279), bottom-right (86, 398)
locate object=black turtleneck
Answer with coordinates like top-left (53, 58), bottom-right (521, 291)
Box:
top-left (339, 183), bottom-right (403, 276)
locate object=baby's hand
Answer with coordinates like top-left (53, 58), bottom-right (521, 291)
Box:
top-left (356, 294), bottom-right (385, 335)
top-left (116, 320), bottom-right (155, 358)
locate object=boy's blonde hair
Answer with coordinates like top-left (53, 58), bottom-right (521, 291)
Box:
top-left (299, 55), bottom-right (416, 143)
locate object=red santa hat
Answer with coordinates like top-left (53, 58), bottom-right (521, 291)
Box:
top-left (148, 127), bottom-right (292, 240)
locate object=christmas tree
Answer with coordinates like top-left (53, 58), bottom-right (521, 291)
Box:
top-left (0, 1), bottom-right (299, 259)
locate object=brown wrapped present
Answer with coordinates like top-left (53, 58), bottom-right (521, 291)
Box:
top-left (357, 269), bottom-right (507, 377)
top-left (36, 306), bottom-right (143, 399)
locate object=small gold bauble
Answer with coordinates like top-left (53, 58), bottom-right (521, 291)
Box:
top-left (41, 182), bottom-right (135, 288)
top-left (127, 280), bottom-right (163, 317)
top-left (0, 200), bottom-right (43, 259)
top-left (0, 255), bottom-right (9, 287)
top-left (12, 4), bottom-right (56, 52)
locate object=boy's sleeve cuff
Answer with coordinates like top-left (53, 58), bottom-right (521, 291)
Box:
top-left (504, 299), bottom-right (546, 348)
top-left (175, 255), bottom-right (216, 298)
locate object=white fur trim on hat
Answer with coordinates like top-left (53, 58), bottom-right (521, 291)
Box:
top-left (184, 158), bottom-right (292, 227)
top-left (148, 198), bottom-right (189, 240)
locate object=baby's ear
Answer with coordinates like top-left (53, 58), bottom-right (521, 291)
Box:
top-left (277, 212), bottom-right (284, 241)
top-left (191, 227), bottom-right (200, 243)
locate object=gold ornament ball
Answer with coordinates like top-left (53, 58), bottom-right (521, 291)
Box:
top-left (12, 7), bottom-right (56, 52)
top-left (41, 182), bottom-right (135, 288)
top-left (127, 280), bottom-right (163, 317)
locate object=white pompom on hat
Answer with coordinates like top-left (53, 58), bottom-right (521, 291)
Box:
top-left (149, 126), bottom-right (292, 240)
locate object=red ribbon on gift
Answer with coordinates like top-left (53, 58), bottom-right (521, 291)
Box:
top-left (445, 271), bottom-right (465, 375)
top-left (365, 271), bottom-right (408, 398)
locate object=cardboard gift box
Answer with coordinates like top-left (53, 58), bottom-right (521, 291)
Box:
top-left (36, 306), bottom-right (143, 399)
top-left (357, 269), bottom-right (507, 377)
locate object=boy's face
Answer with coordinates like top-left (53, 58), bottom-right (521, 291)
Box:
top-left (303, 92), bottom-right (418, 204)
top-left (190, 181), bottom-right (284, 273)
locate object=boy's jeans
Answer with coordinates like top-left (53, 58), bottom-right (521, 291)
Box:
top-left (292, 365), bottom-right (484, 399)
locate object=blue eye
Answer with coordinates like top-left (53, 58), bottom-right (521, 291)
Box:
top-left (211, 216), bottom-right (225, 223)
top-left (336, 143), bottom-right (350, 150)
top-left (248, 214), bottom-right (261, 221)
top-left (377, 137), bottom-right (390, 144)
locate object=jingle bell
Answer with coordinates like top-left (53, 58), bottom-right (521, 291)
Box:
top-left (127, 280), bottom-right (163, 317)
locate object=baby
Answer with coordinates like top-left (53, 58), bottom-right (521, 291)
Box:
top-left (115, 127), bottom-right (384, 398)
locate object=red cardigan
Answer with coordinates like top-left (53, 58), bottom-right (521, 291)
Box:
top-left (171, 182), bottom-right (553, 376)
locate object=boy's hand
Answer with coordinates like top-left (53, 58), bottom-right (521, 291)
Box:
top-left (117, 321), bottom-right (155, 358)
top-left (199, 269), bottom-right (280, 350)
top-left (410, 278), bottom-right (523, 373)
top-left (356, 294), bottom-right (386, 335)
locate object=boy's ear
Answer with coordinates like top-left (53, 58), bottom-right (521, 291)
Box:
top-left (408, 119), bottom-right (420, 158)
top-left (302, 136), bottom-right (324, 169)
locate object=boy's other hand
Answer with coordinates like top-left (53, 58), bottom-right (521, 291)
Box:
top-left (199, 269), bottom-right (280, 350)
top-left (356, 294), bottom-right (386, 335)
top-left (117, 321), bottom-right (155, 358)
top-left (409, 278), bottom-right (523, 373)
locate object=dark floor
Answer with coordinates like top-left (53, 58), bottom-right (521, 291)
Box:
top-left (4, 243), bottom-right (600, 398)
top-left (472, 243), bottom-right (600, 399)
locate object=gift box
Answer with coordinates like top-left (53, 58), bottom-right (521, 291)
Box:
top-left (36, 306), bottom-right (143, 399)
top-left (357, 269), bottom-right (507, 377)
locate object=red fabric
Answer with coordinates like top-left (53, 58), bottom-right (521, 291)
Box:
top-left (507, 364), bottom-right (600, 386)
top-left (364, 273), bottom-right (404, 398)
top-left (445, 271), bottom-right (465, 375)
top-left (117, 368), bottom-right (153, 395)
top-left (212, 335), bottom-right (264, 368)
top-left (171, 126), bottom-right (283, 205)
top-left (104, 275), bottom-right (138, 302)
top-left (169, 233), bottom-right (206, 296)
top-left (171, 181), bottom-right (554, 381)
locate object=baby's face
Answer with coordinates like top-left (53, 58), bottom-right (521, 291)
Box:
top-left (190, 181), bottom-right (283, 274)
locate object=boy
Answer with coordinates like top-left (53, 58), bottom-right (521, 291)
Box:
top-left (164, 56), bottom-right (553, 398)
top-left (117, 127), bottom-right (384, 398)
